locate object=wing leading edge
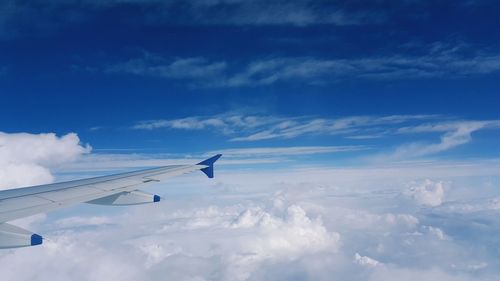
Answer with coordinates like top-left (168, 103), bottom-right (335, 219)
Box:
top-left (0, 154), bottom-right (222, 249)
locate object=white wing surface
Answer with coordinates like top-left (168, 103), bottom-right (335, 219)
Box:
top-left (0, 154), bottom-right (222, 248)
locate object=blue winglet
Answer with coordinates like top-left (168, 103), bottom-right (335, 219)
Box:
top-left (197, 154), bottom-right (222, 178)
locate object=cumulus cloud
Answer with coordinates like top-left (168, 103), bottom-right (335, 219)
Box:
top-left (0, 198), bottom-right (339, 281)
top-left (354, 253), bottom-right (381, 267)
top-left (426, 226), bottom-right (446, 240)
top-left (406, 180), bottom-right (445, 207)
top-left (224, 205), bottom-right (339, 280)
top-left (0, 132), bottom-right (91, 189)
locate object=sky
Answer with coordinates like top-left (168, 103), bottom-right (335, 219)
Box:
top-left (1, 1), bottom-right (500, 280)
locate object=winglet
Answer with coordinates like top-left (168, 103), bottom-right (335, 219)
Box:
top-left (197, 154), bottom-right (222, 178)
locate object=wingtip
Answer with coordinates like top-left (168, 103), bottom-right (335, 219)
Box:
top-left (213, 153), bottom-right (222, 162)
top-left (198, 154), bottom-right (222, 178)
top-left (197, 154), bottom-right (222, 166)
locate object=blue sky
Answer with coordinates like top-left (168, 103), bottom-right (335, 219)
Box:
top-left (1, 0), bottom-right (500, 164)
top-left (3, 1), bottom-right (500, 281)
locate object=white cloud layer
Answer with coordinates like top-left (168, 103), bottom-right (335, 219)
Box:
top-left (3, 159), bottom-right (500, 280)
top-left (2, 134), bottom-right (500, 280)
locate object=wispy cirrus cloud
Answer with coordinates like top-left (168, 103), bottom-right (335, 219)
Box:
top-left (106, 56), bottom-right (227, 82)
top-left (132, 113), bottom-right (438, 141)
top-left (133, 116), bottom-right (231, 131)
top-left (203, 0), bottom-right (385, 26)
top-left (0, 0), bottom-right (385, 40)
top-left (106, 43), bottom-right (500, 87)
top-left (382, 120), bottom-right (500, 160)
top-left (206, 146), bottom-right (368, 158)
top-left (132, 113), bottom-right (500, 161)
top-left (2, 0), bottom-right (493, 41)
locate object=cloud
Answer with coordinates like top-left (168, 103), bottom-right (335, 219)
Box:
top-left (396, 120), bottom-right (500, 134)
top-left (207, 146), bottom-right (368, 158)
top-left (368, 267), bottom-right (473, 281)
top-left (2, 147), bottom-right (500, 280)
top-left (0, 132), bottom-right (91, 189)
top-left (0, 0), bottom-right (383, 38)
top-left (106, 56), bottom-right (227, 83)
top-left (131, 113), bottom-right (500, 161)
top-left (426, 226), bottom-right (446, 240)
top-left (132, 113), bottom-right (437, 141)
top-left (0, 0), bottom-right (387, 40)
top-left (1, 126), bottom-right (500, 280)
top-left (354, 253), bottom-right (381, 268)
top-left (58, 153), bottom-right (291, 175)
top-left (106, 45), bottom-right (500, 87)
top-left (435, 195), bottom-right (500, 215)
top-left (173, 1), bottom-right (385, 26)
top-left (55, 216), bottom-right (114, 228)
top-left (380, 120), bottom-right (500, 160)
top-left (0, 198), bottom-right (340, 281)
top-left (406, 179), bottom-right (445, 207)
top-left (133, 116), bottom-right (229, 130)
top-left (133, 114), bottom-right (288, 135)
top-left (2, 0), bottom-right (493, 40)
top-left (225, 205), bottom-right (340, 280)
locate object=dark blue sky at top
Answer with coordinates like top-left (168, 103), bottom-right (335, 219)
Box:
top-left (0, 0), bottom-right (499, 155)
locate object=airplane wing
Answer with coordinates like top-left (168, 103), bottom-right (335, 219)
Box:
top-left (0, 154), bottom-right (222, 249)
